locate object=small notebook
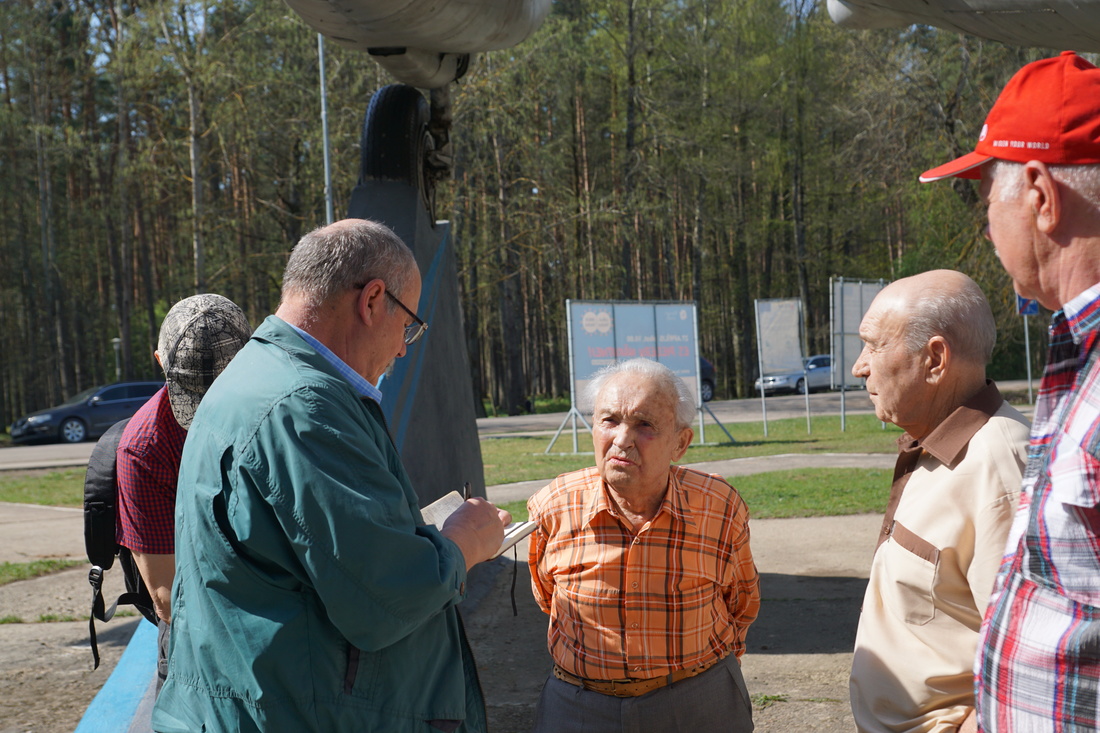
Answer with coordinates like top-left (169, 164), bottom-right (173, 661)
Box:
top-left (422, 491), bottom-right (537, 559)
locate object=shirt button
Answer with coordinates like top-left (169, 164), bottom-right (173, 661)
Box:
top-left (631, 623), bottom-right (639, 629)
top-left (631, 582), bottom-right (639, 589)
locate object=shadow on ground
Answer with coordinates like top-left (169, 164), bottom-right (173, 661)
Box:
top-left (749, 572), bottom-right (865, 655)
top-left (462, 559), bottom-right (867, 732)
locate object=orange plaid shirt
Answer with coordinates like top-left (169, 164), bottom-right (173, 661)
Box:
top-left (527, 465), bottom-right (760, 681)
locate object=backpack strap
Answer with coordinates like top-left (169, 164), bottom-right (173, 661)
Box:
top-left (84, 417), bottom-right (137, 670)
top-left (87, 565), bottom-right (149, 669)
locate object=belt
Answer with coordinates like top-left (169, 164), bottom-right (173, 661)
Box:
top-left (552, 658), bottom-right (721, 698)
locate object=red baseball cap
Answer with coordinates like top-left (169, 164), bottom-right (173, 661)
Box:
top-left (920, 51), bottom-right (1100, 183)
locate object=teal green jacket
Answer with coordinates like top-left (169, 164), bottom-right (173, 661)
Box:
top-left (153, 316), bottom-right (486, 733)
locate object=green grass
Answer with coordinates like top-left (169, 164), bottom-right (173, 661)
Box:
top-left (736, 468), bottom-right (890, 518)
top-left (751, 693), bottom-right (790, 709)
top-left (0, 408), bottom-right (945, 609)
top-left (499, 499), bottom-right (530, 522)
top-left (0, 469), bottom-right (84, 507)
top-left (484, 413), bottom-right (902, 486)
top-left (0, 415), bottom-right (902, 520)
top-left (0, 414), bottom-right (900, 518)
top-left (499, 466), bottom-right (890, 523)
top-left (0, 609), bottom-right (134, 624)
top-left (0, 559), bottom-right (83, 587)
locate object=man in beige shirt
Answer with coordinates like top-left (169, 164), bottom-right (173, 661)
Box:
top-left (849, 270), bottom-right (1029, 733)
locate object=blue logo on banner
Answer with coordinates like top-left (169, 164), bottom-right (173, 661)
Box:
top-left (1017, 296), bottom-right (1039, 316)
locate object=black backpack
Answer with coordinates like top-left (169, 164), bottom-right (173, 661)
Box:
top-left (84, 417), bottom-right (158, 669)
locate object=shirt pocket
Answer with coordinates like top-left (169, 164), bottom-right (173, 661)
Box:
top-left (1047, 435), bottom-right (1100, 508)
top-left (881, 520), bottom-right (940, 626)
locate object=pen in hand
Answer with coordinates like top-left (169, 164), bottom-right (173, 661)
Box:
top-left (463, 481), bottom-right (471, 501)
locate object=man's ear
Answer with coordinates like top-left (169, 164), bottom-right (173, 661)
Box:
top-left (357, 279), bottom-right (386, 325)
top-left (925, 336), bottom-right (948, 384)
top-left (671, 427), bottom-right (694, 462)
top-left (1026, 161), bottom-right (1061, 235)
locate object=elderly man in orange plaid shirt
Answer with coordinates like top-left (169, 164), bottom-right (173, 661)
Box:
top-left (527, 358), bottom-right (760, 732)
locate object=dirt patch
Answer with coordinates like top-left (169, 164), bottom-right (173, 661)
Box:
top-left (0, 522), bottom-right (870, 732)
top-left (465, 549), bottom-right (862, 733)
top-left (0, 567), bottom-right (132, 733)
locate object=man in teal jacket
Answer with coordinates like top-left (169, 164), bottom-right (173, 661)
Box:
top-left (153, 219), bottom-right (510, 733)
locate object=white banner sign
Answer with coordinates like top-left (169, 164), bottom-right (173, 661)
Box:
top-left (754, 298), bottom-right (804, 375)
top-left (568, 300), bottom-right (701, 409)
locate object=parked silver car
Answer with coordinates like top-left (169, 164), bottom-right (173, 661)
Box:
top-left (754, 355), bottom-right (833, 395)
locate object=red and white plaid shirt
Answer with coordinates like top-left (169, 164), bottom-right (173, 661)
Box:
top-left (528, 465), bottom-right (760, 681)
top-left (978, 284), bottom-right (1100, 731)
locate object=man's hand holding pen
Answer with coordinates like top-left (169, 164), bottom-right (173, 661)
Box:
top-left (441, 483), bottom-right (512, 570)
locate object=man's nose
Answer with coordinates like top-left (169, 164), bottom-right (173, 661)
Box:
top-left (852, 350), bottom-right (868, 378)
top-left (611, 424), bottom-right (634, 448)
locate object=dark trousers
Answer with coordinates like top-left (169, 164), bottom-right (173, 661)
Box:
top-left (531, 654), bottom-right (754, 733)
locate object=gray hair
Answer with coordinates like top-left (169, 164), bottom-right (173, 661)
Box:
top-left (990, 159), bottom-right (1100, 209)
top-left (281, 219), bottom-right (417, 312)
top-left (901, 279), bottom-right (996, 365)
top-left (583, 358), bottom-right (696, 430)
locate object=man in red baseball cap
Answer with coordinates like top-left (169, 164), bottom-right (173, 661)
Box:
top-left (921, 51), bottom-right (1100, 732)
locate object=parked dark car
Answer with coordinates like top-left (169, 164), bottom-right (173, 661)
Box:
top-left (700, 357), bottom-right (716, 402)
top-left (9, 381), bottom-right (164, 444)
top-left (754, 354), bottom-right (833, 395)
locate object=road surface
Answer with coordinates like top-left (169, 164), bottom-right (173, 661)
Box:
top-left (2, 383), bottom-right (1033, 472)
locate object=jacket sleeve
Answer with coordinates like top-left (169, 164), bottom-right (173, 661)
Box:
top-left (228, 383), bottom-right (469, 653)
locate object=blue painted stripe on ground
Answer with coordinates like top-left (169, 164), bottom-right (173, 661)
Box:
top-left (75, 619), bottom-right (158, 733)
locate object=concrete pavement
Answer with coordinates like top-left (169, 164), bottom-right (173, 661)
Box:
top-left (0, 502), bottom-right (85, 565)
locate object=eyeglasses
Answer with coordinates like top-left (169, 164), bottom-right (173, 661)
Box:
top-left (385, 290), bottom-right (428, 345)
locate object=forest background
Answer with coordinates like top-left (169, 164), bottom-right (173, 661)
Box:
top-left (0, 0), bottom-right (1071, 423)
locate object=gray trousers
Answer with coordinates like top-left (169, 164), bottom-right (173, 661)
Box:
top-left (531, 654), bottom-right (754, 733)
top-left (155, 619), bottom-right (169, 697)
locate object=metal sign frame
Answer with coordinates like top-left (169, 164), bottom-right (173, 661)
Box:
top-left (754, 298), bottom-right (806, 436)
top-left (830, 277), bottom-right (885, 431)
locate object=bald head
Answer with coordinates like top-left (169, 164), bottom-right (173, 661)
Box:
top-left (876, 270), bottom-right (996, 366)
top-left (853, 270), bottom-right (995, 438)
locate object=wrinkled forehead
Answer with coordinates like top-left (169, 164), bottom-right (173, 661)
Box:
top-left (595, 373), bottom-right (677, 421)
top-left (860, 295), bottom-right (908, 339)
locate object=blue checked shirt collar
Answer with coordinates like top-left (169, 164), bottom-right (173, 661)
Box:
top-left (1060, 283), bottom-right (1100, 345)
top-left (288, 323), bottom-right (383, 404)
